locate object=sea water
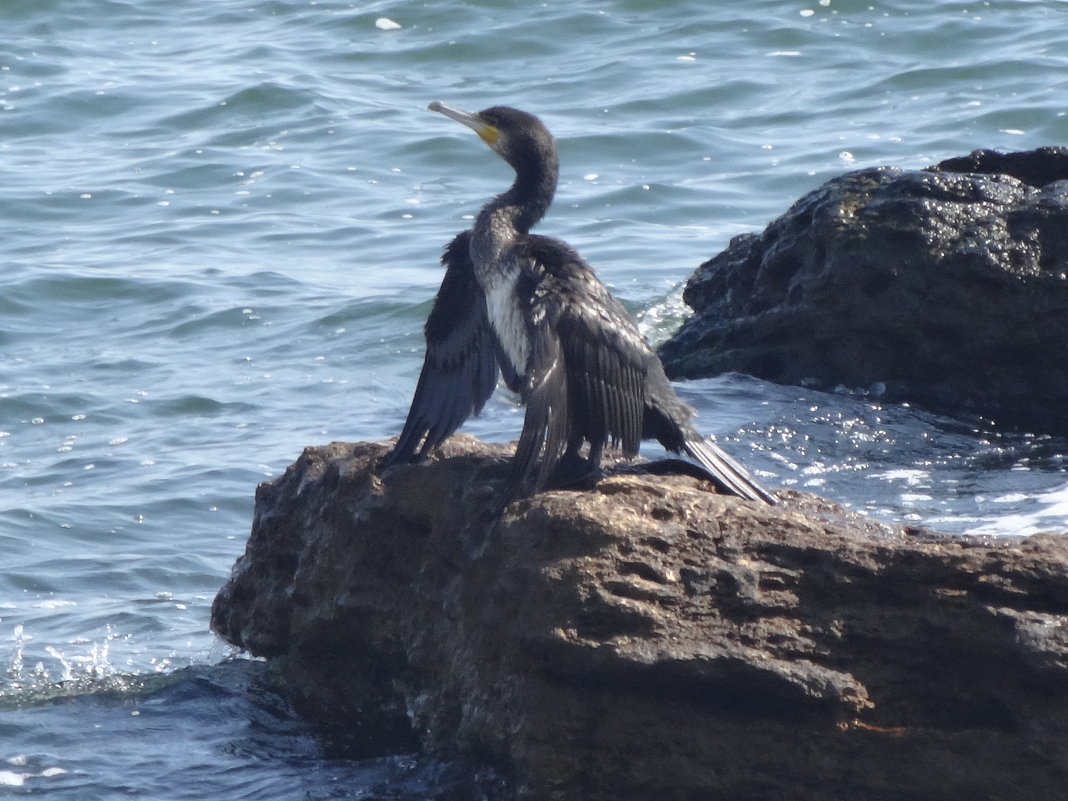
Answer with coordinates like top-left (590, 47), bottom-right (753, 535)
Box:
top-left (2, 0), bottom-right (1066, 796)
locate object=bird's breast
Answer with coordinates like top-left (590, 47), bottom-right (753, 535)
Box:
top-left (483, 270), bottom-right (530, 379)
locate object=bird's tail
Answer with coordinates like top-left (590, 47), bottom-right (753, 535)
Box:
top-left (682, 433), bottom-right (777, 505)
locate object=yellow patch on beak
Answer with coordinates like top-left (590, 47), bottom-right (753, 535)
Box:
top-left (476, 123), bottom-right (500, 146)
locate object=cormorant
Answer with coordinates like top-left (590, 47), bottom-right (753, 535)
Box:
top-left (384, 102), bottom-right (776, 506)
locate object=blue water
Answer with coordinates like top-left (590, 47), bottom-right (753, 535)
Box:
top-left (2, 0), bottom-right (1066, 796)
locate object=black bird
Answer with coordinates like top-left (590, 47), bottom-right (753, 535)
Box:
top-left (384, 102), bottom-right (775, 505)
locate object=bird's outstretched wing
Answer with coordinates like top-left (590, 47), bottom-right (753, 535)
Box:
top-left (384, 231), bottom-right (501, 466)
top-left (514, 235), bottom-right (776, 505)
top-left (507, 237), bottom-right (647, 495)
top-left (556, 276), bottom-right (646, 457)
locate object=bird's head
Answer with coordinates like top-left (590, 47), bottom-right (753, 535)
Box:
top-left (428, 102), bottom-right (558, 182)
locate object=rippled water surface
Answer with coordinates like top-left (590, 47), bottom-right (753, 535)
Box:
top-left (2, 0), bottom-right (1067, 796)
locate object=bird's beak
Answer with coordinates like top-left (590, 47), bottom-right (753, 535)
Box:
top-left (428, 101), bottom-right (500, 147)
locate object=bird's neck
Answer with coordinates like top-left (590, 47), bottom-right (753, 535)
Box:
top-left (471, 161), bottom-right (558, 272)
top-left (503, 160), bottom-right (558, 233)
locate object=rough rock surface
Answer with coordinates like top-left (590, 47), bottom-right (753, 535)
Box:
top-left (658, 147), bottom-right (1068, 433)
top-left (212, 437), bottom-right (1068, 801)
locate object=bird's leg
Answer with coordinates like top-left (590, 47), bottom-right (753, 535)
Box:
top-left (586, 439), bottom-right (604, 472)
top-left (547, 437), bottom-right (602, 489)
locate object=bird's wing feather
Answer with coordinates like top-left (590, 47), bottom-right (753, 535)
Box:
top-left (508, 304), bottom-right (570, 494)
top-left (681, 434), bottom-right (778, 504)
top-left (527, 237), bottom-right (646, 455)
top-left (557, 289), bottom-right (646, 457)
top-left (384, 232), bottom-right (500, 466)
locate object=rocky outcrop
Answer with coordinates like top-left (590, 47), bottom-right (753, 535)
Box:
top-left (212, 437), bottom-right (1068, 801)
top-left (658, 147), bottom-right (1068, 434)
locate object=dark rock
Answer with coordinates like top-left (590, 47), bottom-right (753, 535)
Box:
top-left (658, 147), bottom-right (1068, 433)
top-left (933, 146), bottom-right (1068, 187)
top-left (212, 437), bottom-right (1068, 801)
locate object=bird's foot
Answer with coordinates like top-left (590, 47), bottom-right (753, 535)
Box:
top-left (545, 452), bottom-right (602, 490)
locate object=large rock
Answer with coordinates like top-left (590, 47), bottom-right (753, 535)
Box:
top-left (212, 437), bottom-right (1068, 801)
top-left (658, 147), bottom-right (1068, 433)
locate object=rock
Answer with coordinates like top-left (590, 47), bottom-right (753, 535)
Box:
top-left (212, 437), bottom-right (1068, 801)
top-left (658, 147), bottom-right (1068, 433)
